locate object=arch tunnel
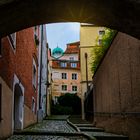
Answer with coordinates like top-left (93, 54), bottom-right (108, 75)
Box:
top-left (0, 0), bottom-right (139, 39)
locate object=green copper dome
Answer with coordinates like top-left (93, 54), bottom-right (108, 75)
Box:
top-left (52, 46), bottom-right (64, 58)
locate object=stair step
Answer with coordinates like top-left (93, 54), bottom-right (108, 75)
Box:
top-left (83, 131), bottom-right (128, 140)
top-left (75, 124), bottom-right (94, 127)
top-left (79, 127), bottom-right (104, 132)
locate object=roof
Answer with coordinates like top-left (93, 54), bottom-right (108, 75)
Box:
top-left (65, 41), bottom-right (80, 54)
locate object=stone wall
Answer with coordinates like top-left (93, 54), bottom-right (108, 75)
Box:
top-left (93, 32), bottom-right (140, 140)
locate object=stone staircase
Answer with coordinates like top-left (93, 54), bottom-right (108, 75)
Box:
top-left (69, 115), bottom-right (129, 140)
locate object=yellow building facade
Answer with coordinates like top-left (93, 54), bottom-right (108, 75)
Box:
top-left (80, 24), bottom-right (105, 119)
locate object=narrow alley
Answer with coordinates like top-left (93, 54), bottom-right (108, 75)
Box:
top-left (7, 115), bottom-right (128, 140)
top-left (0, 1), bottom-right (140, 139)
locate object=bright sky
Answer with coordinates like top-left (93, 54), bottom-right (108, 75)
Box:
top-left (46, 22), bottom-right (80, 51)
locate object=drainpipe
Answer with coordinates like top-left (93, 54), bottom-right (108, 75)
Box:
top-left (85, 53), bottom-right (88, 91)
top-left (45, 43), bottom-right (48, 117)
top-left (39, 25), bottom-right (43, 109)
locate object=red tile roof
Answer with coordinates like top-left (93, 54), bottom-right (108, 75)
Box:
top-left (65, 41), bottom-right (80, 54)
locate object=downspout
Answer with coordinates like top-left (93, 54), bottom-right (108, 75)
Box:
top-left (46, 43), bottom-right (48, 117)
top-left (39, 25), bottom-right (43, 109)
top-left (85, 53), bottom-right (88, 91)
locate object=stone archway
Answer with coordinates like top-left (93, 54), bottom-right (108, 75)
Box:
top-left (0, 0), bottom-right (139, 39)
top-left (13, 83), bottom-right (24, 130)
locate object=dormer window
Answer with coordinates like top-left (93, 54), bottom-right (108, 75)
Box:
top-left (70, 57), bottom-right (74, 61)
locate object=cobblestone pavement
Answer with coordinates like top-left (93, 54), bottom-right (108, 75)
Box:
top-left (7, 120), bottom-right (89, 140)
top-left (25, 120), bottom-right (76, 133)
top-left (7, 135), bottom-right (87, 140)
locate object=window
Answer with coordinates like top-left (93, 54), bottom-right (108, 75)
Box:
top-left (98, 39), bottom-right (102, 46)
top-left (31, 97), bottom-right (35, 113)
top-left (8, 33), bottom-right (16, 50)
top-left (71, 63), bottom-right (77, 68)
top-left (69, 57), bottom-right (74, 60)
top-left (62, 85), bottom-right (67, 91)
top-left (60, 62), bottom-right (67, 67)
top-left (99, 30), bottom-right (105, 35)
top-left (72, 73), bottom-right (77, 80)
top-left (62, 73), bottom-right (67, 79)
top-left (34, 26), bottom-right (39, 46)
top-left (0, 84), bottom-right (2, 121)
top-left (72, 86), bottom-right (77, 92)
top-left (32, 58), bottom-right (37, 89)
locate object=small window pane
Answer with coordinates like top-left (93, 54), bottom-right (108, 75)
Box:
top-left (61, 62), bottom-right (67, 67)
top-left (62, 85), bottom-right (67, 91)
top-left (99, 30), bottom-right (105, 35)
top-left (71, 63), bottom-right (77, 68)
top-left (72, 73), bottom-right (77, 80)
top-left (62, 73), bottom-right (67, 79)
top-left (70, 57), bottom-right (74, 60)
top-left (72, 86), bottom-right (77, 91)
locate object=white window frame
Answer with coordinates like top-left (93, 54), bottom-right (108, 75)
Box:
top-left (62, 85), bottom-right (67, 91)
top-left (31, 97), bottom-right (35, 113)
top-left (99, 30), bottom-right (105, 36)
top-left (8, 33), bottom-right (16, 51)
top-left (62, 73), bottom-right (67, 79)
top-left (72, 73), bottom-right (77, 80)
top-left (98, 39), bottom-right (102, 46)
top-left (32, 58), bottom-right (37, 89)
top-left (71, 63), bottom-right (77, 68)
top-left (69, 57), bottom-right (74, 60)
top-left (60, 62), bottom-right (67, 67)
top-left (72, 85), bottom-right (78, 92)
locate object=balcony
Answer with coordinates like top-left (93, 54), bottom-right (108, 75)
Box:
top-left (52, 60), bottom-right (80, 70)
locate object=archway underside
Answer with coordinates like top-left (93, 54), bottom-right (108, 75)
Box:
top-left (0, 0), bottom-right (139, 39)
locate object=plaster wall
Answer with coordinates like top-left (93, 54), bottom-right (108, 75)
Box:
top-left (93, 32), bottom-right (140, 140)
top-left (61, 54), bottom-right (78, 61)
top-left (52, 68), bottom-right (81, 98)
top-left (0, 77), bottom-right (12, 139)
top-left (23, 105), bottom-right (37, 128)
top-left (80, 25), bottom-right (104, 84)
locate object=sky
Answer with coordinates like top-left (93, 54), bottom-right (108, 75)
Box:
top-left (46, 22), bottom-right (80, 51)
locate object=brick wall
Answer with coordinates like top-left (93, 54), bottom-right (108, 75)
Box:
top-left (0, 27), bottom-right (38, 111)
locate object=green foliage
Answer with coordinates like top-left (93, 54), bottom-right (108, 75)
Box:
top-left (51, 93), bottom-right (81, 115)
top-left (91, 28), bottom-right (117, 73)
top-left (51, 105), bottom-right (73, 115)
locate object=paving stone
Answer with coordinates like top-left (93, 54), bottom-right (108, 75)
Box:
top-left (25, 120), bottom-right (76, 133)
top-left (7, 135), bottom-right (88, 140)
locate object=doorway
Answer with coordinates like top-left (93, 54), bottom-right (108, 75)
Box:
top-left (13, 84), bottom-right (24, 130)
